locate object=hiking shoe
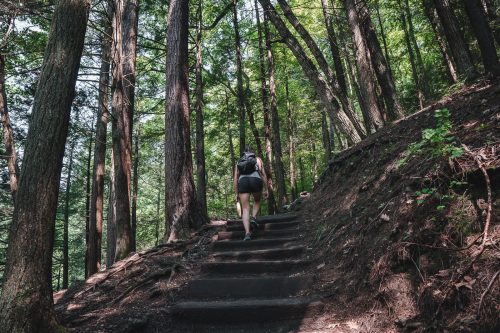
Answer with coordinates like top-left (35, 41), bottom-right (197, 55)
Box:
top-left (243, 233), bottom-right (252, 241)
top-left (250, 216), bottom-right (259, 231)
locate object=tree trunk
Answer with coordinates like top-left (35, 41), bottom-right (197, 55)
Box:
top-left (225, 89), bottom-right (236, 172)
top-left (232, 0), bottom-right (246, 156)
top-left (423, 0), bottom-right (459, 83)
top-left (258, 0), bottom-right (363, 144)
top-left (254, 0), bottom-right (277, 214)
top-left (463, 0), bottom-right (500, 75)
top-left (63, 137), bottom-right (76, 289)
top-left (358, 1), bottom-right (404, 120)
top-left (131, 126), bottom-right (139, 251)
top-left (432, 0), bottom-right (478, 80)
top-left (87, 0), bottom-right (112, 277)
top-left (107, 153), bottom-right (117, 268)
top-left (0, 1), bottom-right (90, 331)
top-left (164, 0), bottom-right (208, 243)
top-left (298, 156), bottom-right (305, 192)
top-left (194, 0), bottom-right (208, 217)
top-left (110, 0), bottom-right (138, 261)
top-left (263, 13), bottom-right (288, 210)
top-left (321, 0), bottom-right (347, 94)
top-left (0, 54), bottom-right (19, 205)
top-left (343, 0), bottom-right (384, 132)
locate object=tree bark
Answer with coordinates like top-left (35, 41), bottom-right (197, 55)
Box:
top-left (432, 0), bottom-right (478, 80)
top-left (258, 0), bottom-right (363, 144)
top-left (63, 137), bottom-right (76, 289)
top-left (254, 0), bottom-right (277, 214)
top-left (110, 0), bottom-right (138, 261)
top-left (463, 0), bottom-right (500, 75)
top-left (164, 0), bottom-right (208, 243)
top-left (0, 1), bottom-right (90, 331)
top-left (263, 13), bottom-right (288, 210)
top-left (87, 0), bottom-right (112, 277)
top-left (194, 0), bottom-right (208, 217)
top-left (0, 54), bottom-right (19, 205)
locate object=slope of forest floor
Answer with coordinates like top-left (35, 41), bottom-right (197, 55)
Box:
top-left (54, 78), bottom-right (499, 332)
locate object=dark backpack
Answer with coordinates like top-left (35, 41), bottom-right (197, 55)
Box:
top-left (237, 152), bottom-right (257, 175)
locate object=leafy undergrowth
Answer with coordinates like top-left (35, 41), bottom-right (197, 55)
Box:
top-left (54, 79), bottom-right (499, 333)
top-left (299, 78), bottom-right (499, 332)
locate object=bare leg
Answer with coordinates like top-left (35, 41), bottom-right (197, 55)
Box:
top-left (252, 192), bottom-right (262, 218)
top-left (239, 193), bottom-right (251, 234)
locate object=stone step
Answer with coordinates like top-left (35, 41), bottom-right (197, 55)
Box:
top-left (225, 221), bottom-right (299, 232)
top-left (171, 297), bottom-right (323, 324)
top-left (200, 259), bottom-right (311, 276)
top-left (217, 229), bottom-right (299, 240)
top-left (226, 214), bottom-right (298, 226)
top-left (212, 238), bottom-right (297, 251)
top-left (212, 245), bottom-right (305, 261)
top-left (181, 275), bottom-right (312, 300)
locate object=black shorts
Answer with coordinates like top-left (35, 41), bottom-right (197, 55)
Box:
top-left (237, 177), bottom-right (263, 194)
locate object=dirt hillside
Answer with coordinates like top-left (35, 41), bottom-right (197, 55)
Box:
top-left (54, 78), bottom-right (499, 332)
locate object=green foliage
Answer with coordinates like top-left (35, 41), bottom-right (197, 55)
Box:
top-left (398, 108), bottom-right (463, 166)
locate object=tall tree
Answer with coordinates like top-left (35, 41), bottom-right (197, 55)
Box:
top-left (164, 0), bottom-right (208, 242)
top-left (0, 54), bottom-right (19, 204)
top-left (258, 0), bottom-right (364, 144)
top-left (194, 0), bottom-right (208, 217)
top-left (0, 0), bottom-right (90, 330)
top-left (110, 0), bottom-right (138, 261)
top-left (463, 0), bottom-right (499, 75)
top-left (87, 0), bottom-right (112, 277)
top-left (432, 0), bottom-right (478, 80)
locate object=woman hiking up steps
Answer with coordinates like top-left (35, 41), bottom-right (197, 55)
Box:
top-left (233, 147), bottom-right (268, 241)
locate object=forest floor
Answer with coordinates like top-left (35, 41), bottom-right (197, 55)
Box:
top-left (54, 78), bottom-right (499, 332)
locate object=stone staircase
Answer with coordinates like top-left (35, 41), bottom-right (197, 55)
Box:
top-left (170, 214), bottom-right (323, 332)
